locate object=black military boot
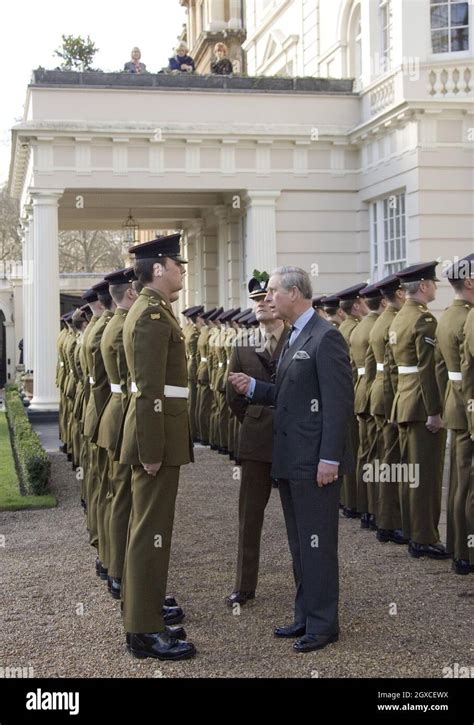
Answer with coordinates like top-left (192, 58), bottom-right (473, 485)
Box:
top-left (162, 605), bottom-right (185, 625)
top-left (360, 512), bottom-right (371, 529)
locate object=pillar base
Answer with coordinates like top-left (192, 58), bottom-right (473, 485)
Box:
top-left (28, 399), bottom-right (59, 413)
top-left (27, 408), bottom-right (59, 424)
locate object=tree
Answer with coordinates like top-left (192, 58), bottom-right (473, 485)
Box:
top-left (58, 230), bottom-right (126, 273)
top-left (0, 186), bottom-right (21, 267)
top-left (54, 35), bottom-right (99, 71)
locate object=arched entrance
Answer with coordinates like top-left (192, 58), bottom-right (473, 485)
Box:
top-left (0, 310), bottom-right (6, 388)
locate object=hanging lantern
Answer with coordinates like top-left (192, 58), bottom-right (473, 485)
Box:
top-left (122, 209), bottom-right (139, 245)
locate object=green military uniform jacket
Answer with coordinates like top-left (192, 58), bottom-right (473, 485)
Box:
top-left (118, 287), bottom-right (193, 467)
top-left (367, 305), bottom-right (400, 420)
top-left (83, 309), bottom-right (115, 439)
top-left (350, 312), bottom-right (378, 415)
top-left (388, 299), bottom-right (442, 423)
top-left (196, 325), bottom-right (211, 384)
top-left (461, 307), bottom-right (474, 437)
top-left (339, 314), bottom-right (360, 384)
top-left (184, 321), bottom-right (199, 382)
top-left (436, 300), bottom-right (473, 431)
top-left (95, 308), bottom-right (130, 451)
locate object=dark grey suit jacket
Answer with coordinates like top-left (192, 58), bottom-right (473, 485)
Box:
top-left (251, 310), bottom-right (354, 480)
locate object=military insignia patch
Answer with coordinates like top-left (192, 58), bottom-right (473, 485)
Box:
top-left (148, 299), bottom-right (160, 306)
top-left (424, 317), bottom-right (433, 322)
top-left (150, 313), bottom-right (161, 320)
top-left (424, 336), bottom-right (435, 346)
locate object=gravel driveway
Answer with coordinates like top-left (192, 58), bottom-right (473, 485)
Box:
top-left (0, 446), bottom-right (472, 678)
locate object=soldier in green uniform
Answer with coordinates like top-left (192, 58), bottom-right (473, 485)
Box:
top-left (117, 234), bottom-right (196, 661)
top-left (208, 308), bottom-right (224, 450)
top-left (56, 319), bottom-right (69, 451)
top-left (58, 314), bottom-right (74, 456)
top-left (366, 274), bottom-right (407, 544)
top-left (436, 253), bottom-right (474, 574)
top-left (461, 304), bottom-right (474, 570)
top-left (322, 294), bottom-right (344, 329)
top-left (66, 308), bottom-right (88, 469)
top-left (389, 261), bottom-right (449, 559)
top-left (226, 275), bottom-right (289, 606)
top-left (216, 310), bottom-right (240, 455)
top-left (350, 283), bottom-right (383, 528)
top-left (195, 308), bottom-right (216, 446)
top-left (224, 310), bottom-right (245, 460)
top-left (70, 307), bottom-right (89, 476)
top-left (312, 295), bottom-right (327, 318)
top-left (83, 280), bottom-right (116, 576)
top-left (78, 289), bottom-right (104, 519)
top-left (181, 305), bottom-right (203, 443)
top-left (93, 267), bottom-right (138, 598)
top-left (336, 283), bottom-right (369, 518)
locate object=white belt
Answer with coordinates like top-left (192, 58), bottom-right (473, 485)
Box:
top-left (357, 367), bottom-right (365, 376)
top-left (110, 383), bottom-right (121, 393)
top-left (376, 363), bottom-right (384, 372)
top-left (89, 376), bottom-right (94, 384)
top-left (398, 366), bottom-right (419, 374)
top-left (130, 383), bottom-right (189, 399)
top-left (200, 357), bottom-right (208, 363)
top-left (218, 362), bottom-right (224, 368)
top-left (448, 371), bottom-right (462, 381)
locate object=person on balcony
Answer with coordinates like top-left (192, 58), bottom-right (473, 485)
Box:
top-left (210, 43), bottom-right (233, 75)
top-left (168, 42), bottom-right (195, 73)
top-left (124, 47), bottom-right (147, 74)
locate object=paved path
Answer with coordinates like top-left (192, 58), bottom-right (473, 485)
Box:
top-left (0, 446), bottom-right (471, 678)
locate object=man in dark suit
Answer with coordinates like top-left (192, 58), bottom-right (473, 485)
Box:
top-left (226, 273), bottom-right (290, 607)
top-left (229, 266), bottom-right (354, 652)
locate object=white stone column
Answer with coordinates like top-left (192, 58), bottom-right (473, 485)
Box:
top-left (215, 206), bottom-right (229, 306)
top-left (228, 0), bottom-right (242, 29)
top-left (244, 191), bottom-right (280, 284)
top-left (22, 206), bottom-right (35, 372)
top-left (201, 222), bottom-right (218, 308)
top-left (29, 190), bottom-right (63, 411)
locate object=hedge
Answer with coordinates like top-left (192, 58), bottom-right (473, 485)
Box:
top-left (5, 386), bottom-right (51, 495)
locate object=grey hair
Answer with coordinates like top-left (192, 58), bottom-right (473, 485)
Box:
top-left (403, 281), bottom-right (422, 295)
top-left (272, 266), bottom-right (313, 300)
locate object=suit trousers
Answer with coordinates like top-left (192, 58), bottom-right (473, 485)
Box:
top-left (107, 450), bottom-right (132, 579)
top-left (278, 477), bottom-right (340, 635)
top-left (121, 464), bottom-right (180, 634)
top-left (398, 422), bottom-right (446, 545)
top-left (447, 430), bottom-right (474, 561)
top-left (234, 460), bottom-right (273, 592)
top-left (373, 415), bottom-right (402, 531)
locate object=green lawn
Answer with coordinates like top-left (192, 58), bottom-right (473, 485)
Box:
top-left (0, 411), bottom-right (56, 511)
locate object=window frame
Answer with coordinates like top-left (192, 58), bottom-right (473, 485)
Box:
top-left (370, 192), bottom-right (407, 280)
top-left (429, 0), bottom-right (471, 56)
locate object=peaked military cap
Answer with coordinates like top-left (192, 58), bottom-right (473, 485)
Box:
top-left (233, 308), bottom-right (252, 322)
top-left (444, 252), bottom-right (474, 280)
top-left (336, 282), bottom-right (369, 301)
top-left (373, 273), bottom-right (403, 296)
top-left (183, 305), bottom-right (205, 317)
top-left (395, 261), bottom-right (439, 283)
top-left (200, 308), bottom-right (217, 320)
top-left (248, 274), bottom-right (269, 299)
top-left (104, 266), bottom-right (137, 285)
top-left (82, 288), bottom-right (99, 303)
top-left (207, 306), bottom-right (224, 321)
top-left (91, 279), bottom-right (110, 295)
top-left (128, 233), bottom-right (188, 263)
top-left (312, 295), bottom-right (327, 308)
top-left (322, 294), bottom-right (341, 307)
top-left (360, 282), bottom-right (383, 299)
top-left (219, 308), bottom-right (240, 323)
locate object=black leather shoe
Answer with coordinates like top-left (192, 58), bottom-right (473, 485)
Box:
top-left (360, 512), bottom-right (370, 529)
top-left (218, 447), bottom-right (229, 455)
top-left (293, 632), bottom-right (339, 653)
top-left (274, 623), bottom-right (306, 638)
top-left (453, 559), bottom-right (474, 575)
top-left (343, 507), bottom-right (359, 519)
top-left (225, 590), bottom-right (255, 607)
top-left (107, 575), bottom-right (113, 592)
top-left (110, 577), bottom-right (122, 599)
top-left (369, 514), bottom-right (377, 531)
top-left (95, 558), bottom-right (101, 577)
top-left (162, 605), bottom-right (185, 625)
top-left (210, 444), bottom-right (219, 451)
top-left (408, 541), bottom-right (451, 559)
top-left (377, 529), bottom-right (408, 544)
top-left (128, 631), bottom-right (196, 660)
top-left (126, 625), bottom-right (187, 651)
top-left (99, 564), bottom-right (108, 580)
top-left (165, 595), bottom-right (178, 607)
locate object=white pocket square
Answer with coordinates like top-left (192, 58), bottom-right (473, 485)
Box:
top-left (293, 350), bottom-right (310, 360)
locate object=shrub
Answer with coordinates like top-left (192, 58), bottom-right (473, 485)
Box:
top-left (4, 387), bottom-right (51, 495)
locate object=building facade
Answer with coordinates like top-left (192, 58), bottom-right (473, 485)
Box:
top-left (5, 0), bottom-right (473, 410)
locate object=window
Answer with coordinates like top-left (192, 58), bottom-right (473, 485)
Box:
top-left (348, 3), bottom-right (362, 89)
top-left (379, 0), bottom-right (392, 73)
top-left (431, 0), bottom-right (469, 53)
top-left (371, 193), bottom-right (406, 279)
